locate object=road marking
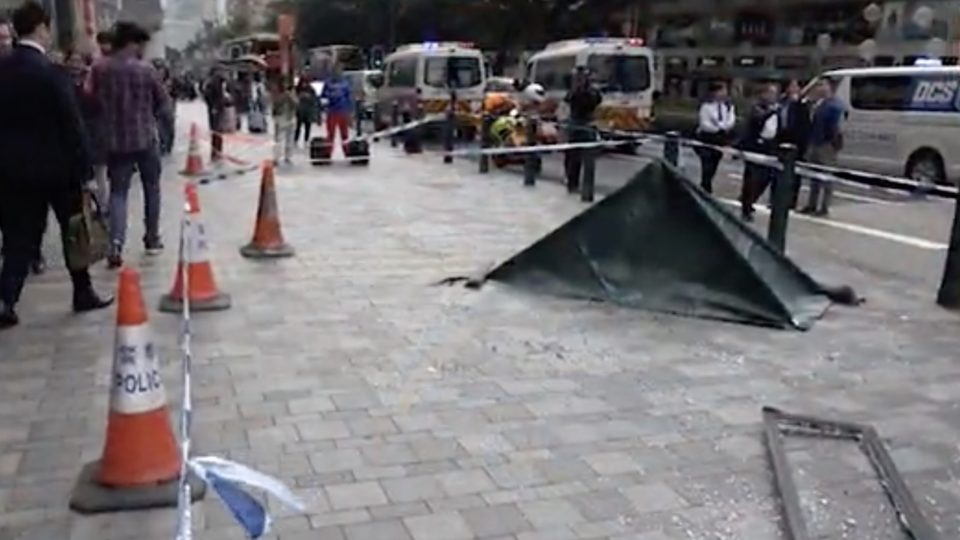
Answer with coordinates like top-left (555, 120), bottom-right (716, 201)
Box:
top-left (725, 173), bottom-right (903, 206)
top-left (717, 198), bottom-right (947, 251)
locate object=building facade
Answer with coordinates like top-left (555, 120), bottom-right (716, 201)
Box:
top-left (634, 0), bottom-right (960, 98)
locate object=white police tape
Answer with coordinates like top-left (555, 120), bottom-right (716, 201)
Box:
top-left (173, 194), bottom-right (306, 540)
top-left (348, 113), bottom-right (446, 144)
top-left (447, 139), bottom-right (629, 158)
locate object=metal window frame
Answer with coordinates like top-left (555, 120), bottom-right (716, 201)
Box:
top-left (762, 406), bottom-right (941, 540)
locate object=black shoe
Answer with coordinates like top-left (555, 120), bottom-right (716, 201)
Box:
top-left (0, 303), bottom-right (19, 329)
top-left (741, 210), bottom-right (755, 223)
top-left (145, 240), bottom-right (164, 256)
top-left (814, 208), bottom-right (830, 218)
top-left (73, 291), bottom-right (114, 313)
top-left (107, 254), bottom-right (123, 269)
top-left (799, 206), bottom-right (817, 215)
top-left (31, 256), bottom-right (46, 275)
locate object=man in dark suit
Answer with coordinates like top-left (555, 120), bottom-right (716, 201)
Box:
top-left (0, 1), bottom-right (112, 329)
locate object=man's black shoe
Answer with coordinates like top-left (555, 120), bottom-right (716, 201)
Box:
top-left (145, 240), bottom-right (164, 256)
top-left (31, 255), bottom-right (47, 275)
top-left (0, 303), bottom-right (18, 329)
top-left (107, 254), bottom-right (123, 269)
top-left (73, 292), bottom-right (114, 313)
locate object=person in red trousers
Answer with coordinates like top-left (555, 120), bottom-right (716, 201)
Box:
top-left (321, 63), bottom-right (353, 150)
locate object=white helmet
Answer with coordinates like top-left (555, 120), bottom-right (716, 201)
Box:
top-left (522, 83), bottom-right (546, 104)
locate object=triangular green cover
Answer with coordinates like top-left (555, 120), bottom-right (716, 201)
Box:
top-left (486, 161), bottom-right (831, 329)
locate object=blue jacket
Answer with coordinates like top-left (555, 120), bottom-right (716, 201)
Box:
top-left (808, 97), bottom-right (844, 147)
top-left (322, 77), bottom-right (353, 114)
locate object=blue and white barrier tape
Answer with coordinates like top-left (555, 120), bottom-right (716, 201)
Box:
top-left (173, 190), bottom-right (306, 540)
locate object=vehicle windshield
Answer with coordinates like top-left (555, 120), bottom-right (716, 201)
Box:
top-left (586, 54), bottom-right (650, 93)
top-left (425, 56), bottom-right (483, 88)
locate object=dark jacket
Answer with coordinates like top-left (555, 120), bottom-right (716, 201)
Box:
top-left (565, 85), bottom-right (602, 124)
top-left (809, 96), bottom-right (844, 148)
top-left (777, 97), bottom-right (811, 156)
top-left (0, 45), bottom-right (92, 187)
top-left (740, 101), bottom-right (779, 154)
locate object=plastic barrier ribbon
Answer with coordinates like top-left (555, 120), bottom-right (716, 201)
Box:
top-left (188, 456), bottom-right (307, 539)
top-left (172, 189), bottom-right (306, 540)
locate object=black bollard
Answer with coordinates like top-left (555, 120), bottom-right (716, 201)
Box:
top-left (581, 142), bottom-right (597, 203)
top-left (664, 131), bottom-right (680, 167)
top-left (479, 114), bottom-right (492, 174)
top-left (390, 100), bottom-right (399, 147)
top-left (937, 189), bottom-right (960, 309)
top-left (444, 91), bottom-right (455, 164)
top-left (523, 117), bottom-right (539, 186)
top-left (768, 143), bottom-right (797, 253)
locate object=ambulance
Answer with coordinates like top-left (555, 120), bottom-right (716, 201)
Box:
top-left (373, 42), bottom-right (487, 135)
top-left (526, 37), bottom-right (655, 133)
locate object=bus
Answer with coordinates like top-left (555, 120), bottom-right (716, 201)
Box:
top-left (307, 45), bottom-right (366, 79)
top-left (527, 38), bottom-right (655, 132)
top-left (219, 33), bottom-right (282, 72)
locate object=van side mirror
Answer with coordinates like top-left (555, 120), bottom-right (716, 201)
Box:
top-left (369, 73), bottom-right (384, 88)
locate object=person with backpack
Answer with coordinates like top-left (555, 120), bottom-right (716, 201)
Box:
top-left (802, 77), bottom-right (845, 217)
top-left (738, 83), bottom-right (781, 222)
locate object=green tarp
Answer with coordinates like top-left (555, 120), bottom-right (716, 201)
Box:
top-left (485, 161), bottom-right (832, 330)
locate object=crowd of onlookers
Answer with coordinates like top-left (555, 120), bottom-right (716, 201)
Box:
top-left (695, 77), bottom-right (846, 221)
top-left (197, 62), bottom-right (355, 166)
top-left (0, 2), bottom-right (172, 329)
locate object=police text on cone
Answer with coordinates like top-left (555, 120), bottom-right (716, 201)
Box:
top-left (69, 268), bottom-right (206, 513)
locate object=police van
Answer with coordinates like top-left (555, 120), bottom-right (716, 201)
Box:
top-left (810, 65), bottom-right (960, 185)
top-left (374, 42), bottom-right (487, 133)
top-left (526, 38), bottom-right (655, 132)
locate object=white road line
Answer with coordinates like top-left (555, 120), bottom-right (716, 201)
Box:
top-left (716, 198), bottom-right (947, 251)
top-left (725, 173), bottom-right (903, 206)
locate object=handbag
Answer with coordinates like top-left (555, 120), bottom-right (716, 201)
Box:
top-left (65, 190), bottom-right (110, 271)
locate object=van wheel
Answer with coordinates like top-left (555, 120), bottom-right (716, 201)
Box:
top-left (906, 150), bottom-right (946, 187)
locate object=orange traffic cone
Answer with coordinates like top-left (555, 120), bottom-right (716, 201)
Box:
top-left (181, 123), bottom-right (207, 176)
top-left (159, 183), bottom-right (231, 313)
top-left (240, 161), bottom-right (295, 259)
top-left (69, 268), bottom-right (205, 513)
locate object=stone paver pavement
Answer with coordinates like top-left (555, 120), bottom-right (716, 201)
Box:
top-left (0, 103), bottom-right (958, 539)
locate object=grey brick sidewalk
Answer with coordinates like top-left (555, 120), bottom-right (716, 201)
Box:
top-left (0, 103), bottom-right (958, 540)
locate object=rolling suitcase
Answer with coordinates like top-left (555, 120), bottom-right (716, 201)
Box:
top-left (310, 137), bottom-right (333, 166)
top-left (248, 108), bottom-right (266, 134)
top-left (344, 139), bottom-right (370, 166)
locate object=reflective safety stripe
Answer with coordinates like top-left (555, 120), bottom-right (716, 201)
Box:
top-left (111, 324), bottom-right (167, 414)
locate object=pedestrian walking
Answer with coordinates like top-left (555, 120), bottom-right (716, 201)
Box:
top-left (248, 71), bottom-right (267, 134)
top-left (91, 21), bottom-right (172, 268)
top-left (777, 79), bottom-right (812, 208)
top-left (801, 77), bottom-right (844, 217)
top-left (563, 67), bottom-right (602, 193)
top-left (66, 49), bottom-right (108, 208)
top-left (203, 68), bottom-right (228, 133)
top-left (738, 83), bottom-right (780, 222)
top-left (696, 82), bottom-right (736, 194)
top-left (294, 77), bottom-right (318, 144)
top-left (321, 63), bottom-right (353, 148)
top-left (95, 30), bottom-right (112, 57)
top-left (0, 1), bottom-right (113, 328)
top-left (272, 79), bottom-right (296, 165)
top-left (153, 59), bottom-right (176, 155)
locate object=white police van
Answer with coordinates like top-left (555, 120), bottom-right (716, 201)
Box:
top-left (809, 65), bottom-right (960, 185)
